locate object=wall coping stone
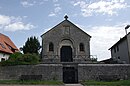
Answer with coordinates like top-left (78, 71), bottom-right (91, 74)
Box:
top-left (78, 64), bottom-right (130, 66)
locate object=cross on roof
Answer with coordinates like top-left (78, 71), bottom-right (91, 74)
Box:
top-left (64, 15), bottom-right (68, 20)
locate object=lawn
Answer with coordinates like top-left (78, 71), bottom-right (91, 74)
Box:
top-left (1, 80), bottom-right (130, 86)
top-left (0, 80), bottom-right (64, 85)
top-left (81, 80), bottom-right (130, 86)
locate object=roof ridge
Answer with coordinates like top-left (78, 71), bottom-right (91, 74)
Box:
top-left (0, 33), bottom-right (9, 38)
top-left (41, 19), bottom-right (91, 37)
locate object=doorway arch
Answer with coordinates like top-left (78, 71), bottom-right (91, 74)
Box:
top-left (59, 39), bottom-right (74, 62)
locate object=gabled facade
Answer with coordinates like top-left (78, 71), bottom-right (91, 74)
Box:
top-left (109, 32), bottom-right (130, 64)
top-left (41, 16), bottom-right (91, 63)
top-left (0, 33), bottom-right (19, 61)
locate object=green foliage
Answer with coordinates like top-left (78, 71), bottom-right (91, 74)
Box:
top-left (9, 52), bottom-right (22, 61)
top-left (22, 36), bottom-right (40, 54)
top-left (0, 80), bottom-right (64, 85)
top-left (16, 53), bottom-right (40, 64)
top-left (0, 53), bottom-right (40, 66)
top-left (0, 60), bottom-right (17, 66)
top-left (10, 52), bottom-right (22, 58)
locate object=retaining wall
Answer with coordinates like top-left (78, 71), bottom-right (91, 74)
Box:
top-left (0, 64), bottom-right (130, 82)
top-left (78, 64), bottom-right (130, 81)
top-left (0, 64), bottom-right (62, 81)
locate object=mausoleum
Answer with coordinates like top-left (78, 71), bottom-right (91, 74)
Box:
top-left (41, 15), bottom-right (92, 63)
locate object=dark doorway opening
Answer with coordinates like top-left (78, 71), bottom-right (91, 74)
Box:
top-left (60, 46), bottom-right (72, 62)
top-left (63, 67), bottom-right (78, 83)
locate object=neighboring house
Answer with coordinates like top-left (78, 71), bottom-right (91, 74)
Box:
top-left (109, 32), bottom-right (130, 64)
top-left (0, 33), bottom-right (19, 61)
top-left (41, 15), bottom-right (91, 63)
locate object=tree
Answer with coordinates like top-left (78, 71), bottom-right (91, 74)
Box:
top-left (22, 36), bottom-right (41, 54)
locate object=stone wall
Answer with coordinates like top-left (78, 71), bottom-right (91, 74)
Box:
top-left (78, 64), bottom-right (130, 81)
top-left (0, 64), bottom-right (62, 81)
top-left (0, 64), bottom-right (130, 82)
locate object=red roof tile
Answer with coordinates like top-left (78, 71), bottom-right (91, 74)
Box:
top-left (0, 33), bottom-right (19, 54)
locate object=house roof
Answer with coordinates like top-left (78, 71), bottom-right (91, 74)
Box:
top-left (41, 16), bottom-right (91, 38)
top-left (109, 32), bottom-right (130, 50)
top-left (0, 33), bottom-right (19, 54)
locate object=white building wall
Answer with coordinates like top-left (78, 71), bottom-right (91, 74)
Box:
top-left (0, 53), bottom-right (10, 62)
top-left (111, 40), bottom-right (129, 63)
top-left (110, 33), bottom-right (130, 64)
top-left (126, 33), bottom-right (130, 63)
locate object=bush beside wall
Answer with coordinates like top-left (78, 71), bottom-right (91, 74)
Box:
top-left (0, 53), bottom-right (40, 66)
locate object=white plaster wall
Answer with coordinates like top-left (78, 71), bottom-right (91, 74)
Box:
top-left (0, 53), bottom-right (10, 62)
top-left (127, 33), bottom-right (130, 63)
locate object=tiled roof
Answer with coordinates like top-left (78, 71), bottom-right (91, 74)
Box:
top-left (0, 33), bottom-right (19, 54)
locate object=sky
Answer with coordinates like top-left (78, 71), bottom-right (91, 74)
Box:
top-left (0, 0), bottom-right (130, 61)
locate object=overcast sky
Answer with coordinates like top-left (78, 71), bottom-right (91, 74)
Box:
top-left (0, 0), bottom-right (130, 61)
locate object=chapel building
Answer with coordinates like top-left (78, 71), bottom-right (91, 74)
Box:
top-left (41, 15), bottom-right (91, 63)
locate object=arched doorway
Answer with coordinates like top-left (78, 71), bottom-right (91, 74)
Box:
top-left (60, 46), bottom-right (72, 62)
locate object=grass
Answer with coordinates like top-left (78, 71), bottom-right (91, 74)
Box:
top-left (81, 80), bottom-right (130, 86)
top-left (1, 80), bottom-right (130, 86)
top-left (0, 80), bottom-right (64, 85)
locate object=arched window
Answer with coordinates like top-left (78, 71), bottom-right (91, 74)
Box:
top-left (49, 42), bottom-right (54, 51)
top-left (79, 43), bottom-right (84, 51)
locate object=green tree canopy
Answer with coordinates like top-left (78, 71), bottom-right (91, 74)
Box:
top-left (22, 36), bottom-right (40, 54)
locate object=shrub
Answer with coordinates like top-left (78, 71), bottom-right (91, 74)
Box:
top-left (9, 52), bottom-right (22, 62)
top-left (9, 52), bottom-right (22, 58)
top-left (0, 60), bottom-right (17, 66)
top-left (0, 53), bottom-right (40, 66)
top-left (16, 53), bottom-right (40, 64)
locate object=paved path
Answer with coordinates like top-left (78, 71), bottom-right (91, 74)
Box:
top-left (65, 84), bottom-right (83, 86)
top-left (0, 85), bottom-right (64, 86)
top-left (0, 84), bottom-right (83, 86)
